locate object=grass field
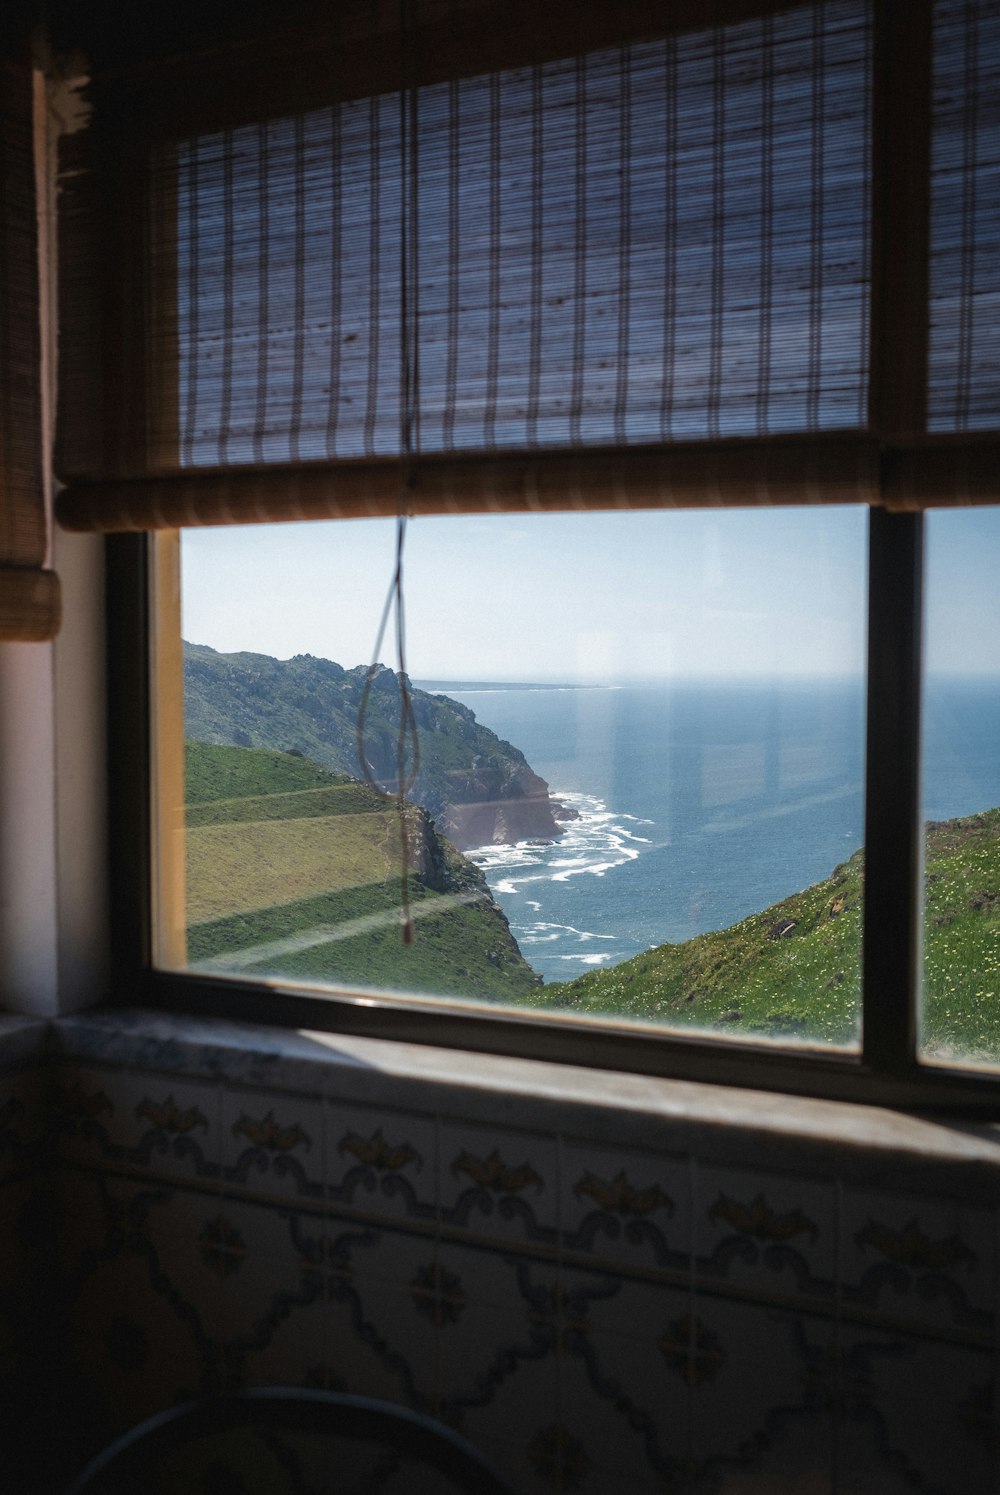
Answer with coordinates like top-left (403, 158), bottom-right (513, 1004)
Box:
top-left (184, 743), bottom-right (1000, 1060)
top-left (536, 809), bottom-right (1000, 1063)
top-left (184, 741), bottom-right (539, 1002)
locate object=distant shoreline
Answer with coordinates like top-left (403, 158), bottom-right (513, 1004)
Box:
top-left (414, 680), bottom-right (621, 693)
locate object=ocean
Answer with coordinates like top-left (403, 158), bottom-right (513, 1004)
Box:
top-left (416, 677), bottom-right (1000, 985)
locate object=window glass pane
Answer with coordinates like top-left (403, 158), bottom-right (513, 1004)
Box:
top-left (921, 509), bottom-right (1000, 1066)
top-left (164, 508), bottom-right (866, 1048)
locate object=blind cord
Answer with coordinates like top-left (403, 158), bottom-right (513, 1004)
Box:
top-left (356, 0), bottom-right (421, 945)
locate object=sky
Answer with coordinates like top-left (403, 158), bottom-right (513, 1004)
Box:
top-left (179, 506), bottom-right (1000, 683)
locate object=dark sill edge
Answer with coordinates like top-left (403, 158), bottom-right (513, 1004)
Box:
top-left (127, 966), bottom-right (1000, 1120)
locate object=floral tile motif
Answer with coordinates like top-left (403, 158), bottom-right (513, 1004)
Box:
top-left (561, 1139), bottom-right (690, 1273)
top-left (695, 1165), bottom-right (836, 1305)
top-left (439, 1121), bottom-right (558, 1247)
top-left (120, 1071), bottom-right (223, 1185)
top-left (222, 1088), bottom-right (324, 1202)
top-left (50, 1065), bottom-right (126, 1167)
top-left (326, 1103), bottom-right (436, 1223)
top-left (410, 1261), bottom-right (467, 1327)
top-left (840, 1187), bottom-right (995, 1336)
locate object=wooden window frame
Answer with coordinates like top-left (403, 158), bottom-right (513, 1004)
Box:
top-left (104, 511), bottom-right (1000, 1119)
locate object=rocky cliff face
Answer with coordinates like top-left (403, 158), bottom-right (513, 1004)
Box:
top-left (183, 642), bottom-right (570, 850)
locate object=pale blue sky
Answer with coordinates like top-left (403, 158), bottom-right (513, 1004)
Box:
top-left (180, 506), bottom-right (1000, 682)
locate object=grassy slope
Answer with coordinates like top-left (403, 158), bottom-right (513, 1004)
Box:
top-left (184, 742), bottom-right (539, 1002)
top-left (538, 809), bottom-right (1000, 1062)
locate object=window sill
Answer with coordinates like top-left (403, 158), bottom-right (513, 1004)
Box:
top-left (47, 1006), bottom-right (1000, 1201)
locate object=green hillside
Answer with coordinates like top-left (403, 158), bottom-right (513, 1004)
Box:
top-left (183, 643), bottom-right (572, 849)
top-left (183, 741), bottom-right (540, 1003)
top-left (537, 809), bottom-right (1000, 1063)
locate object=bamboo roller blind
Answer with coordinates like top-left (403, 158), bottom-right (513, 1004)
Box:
top-left (54, 0), bottom-right (1000, 532)
top-left (1, 59), bottom-right (60, 638)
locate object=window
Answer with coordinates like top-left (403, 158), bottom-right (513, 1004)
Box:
top-left (57, 0), bottom-right (1000, 1107)
top-left (165, 507), bottom-right (868, 1051)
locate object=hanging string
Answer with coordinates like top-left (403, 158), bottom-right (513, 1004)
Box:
top-left (355, 509), bottom-right (420, 942)
top-left (355, 0), bottom-right (421, 945)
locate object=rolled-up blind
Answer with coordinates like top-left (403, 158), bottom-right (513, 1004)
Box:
top-left (52, 0), bottom-right (1000, 530)
top-left (0, 59), bottom-right (60, 637)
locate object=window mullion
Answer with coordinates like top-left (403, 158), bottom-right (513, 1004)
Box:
top-left (861, 506), bottom-right (924, 1075)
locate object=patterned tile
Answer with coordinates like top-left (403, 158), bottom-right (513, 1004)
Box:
top-left (0, 1068), bottom-right (44, 1181)
top-left (476, 1434), bottom-right (594, 1495)
top-left (437, 1273), bottom-right (559, 1429)
top-left (222, 1086), bottom-right (324, 1202)
top-left (837, 1380), bottom-right (997, 1495)
top-left (68, 1242), bottom-right (208, 1378)
top-left (211, 1196), bottom-right (325, 1348)
top-left (51, 1064), bottom-right (130, 1168)
top-left (326, 1101), bottom-right (437, 1223)
top-left (840, 1187), bottom-right (996, 1337)
top-left (690, 1405), bottom-right (834, 1495)
top-left (439, 1120), bottom-right (559, 1247)
top-left (559, 1324), bottom-right (692, 1489)
top-left (337, 1219), bottom-right (437, 1289)
top-left (436, 1236), bottom-right (559, 1317)
top-left (134, 1185), bottom-right (230, 1344)
top-left (450, 1347), bottom-right (560, 1464)
top-left (695, 1165), bottom-right (837, 1306)
top-left (561, 1139), bottom-right (690, 1273)
top-left (65, 1333), bottom-right (204, 1444)
top-left (836, 1325), bottom-right (995, 1427)
top-left (561, 1269), bottom-right (687, 1347)
top-left (690, 1326), bottom-right (833, 1479)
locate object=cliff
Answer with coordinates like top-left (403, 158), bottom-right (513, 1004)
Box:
top-left (183, 642), bottom-right (571, 849)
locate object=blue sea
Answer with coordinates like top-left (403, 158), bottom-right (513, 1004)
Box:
top-left (417, 677), bottom-right (1000, 984)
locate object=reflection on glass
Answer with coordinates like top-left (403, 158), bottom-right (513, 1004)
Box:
top-left (922, 511), bottom-right (1000, 1066)
top-left (172, 509), bottom-right (867, 1047)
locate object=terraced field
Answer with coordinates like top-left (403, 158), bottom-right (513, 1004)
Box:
top-left (184, 742), bottom-right (540, 1002)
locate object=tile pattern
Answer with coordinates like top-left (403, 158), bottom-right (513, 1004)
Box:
top-left (24, 1048), bottom-right (996, 1495)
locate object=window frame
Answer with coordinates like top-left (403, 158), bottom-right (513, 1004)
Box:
top-left (105, 510), bottom-right (1000, 1119)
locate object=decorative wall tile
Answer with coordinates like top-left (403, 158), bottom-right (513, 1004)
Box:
top-left (695, 1165), bottom-right (837, 1307)
top-left (841, 1188), bottom-right (995, 1337)
top-left (211, 1197), bottom-right (326, 1347)
top-left (691, 1344), bottom-right (832, 1481)
top-left (559, 1322), bottom-right (692, 1489)
top-left (20, 1034), bottom-right (1000, 1495)
top-left (326, 1102), bottom-right (437, 1223)
top-left (133, 1185), bottom-right (231, 1346)
top-left (0, 1067), bottom-right (43, 1181)
top-left (561, 1139), bottom-right (690, 1274)
top-left (436, 1236), bottom-right (558, 1318)
top-left (449, 1347), bottom-right (560, 1465)
top-left (127, 1073), bottom-right (223, 1184)
top-left (51, 1064), bottom-right (130, 1167)
top-left (439, 1121), bottom-right (559, 1247)
top-left (690, 1407), bottom-right (835, 1495)
top-left (222, 1086), bottom-right (324, 1202)
top-left (437, 1268), bottom-right (560, 1433)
